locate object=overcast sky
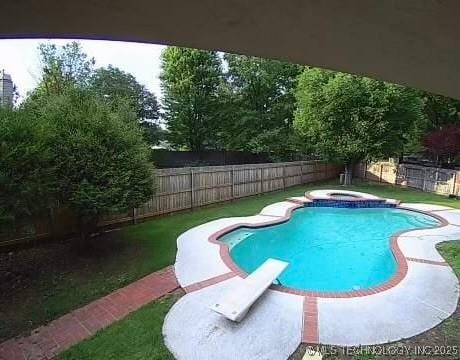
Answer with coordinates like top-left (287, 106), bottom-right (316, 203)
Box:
top-left (0, 39), bottom-right (165, 101)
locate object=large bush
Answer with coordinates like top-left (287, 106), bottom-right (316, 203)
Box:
top-left (0, 107), bottom-right (53, 231)
top-left (1, 89), bottom-right (154, 247)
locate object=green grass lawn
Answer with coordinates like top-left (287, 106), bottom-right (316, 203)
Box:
top-left (439, 243), bottom-right (460, 277)
top-left (2, 181), bottom-right (336, 341)
top-left (60, 294), bottom-right (179, 360)
top-left (61, 245), bottom-right (460, 360)
top-left (2, 180), bottom-right (459, 344)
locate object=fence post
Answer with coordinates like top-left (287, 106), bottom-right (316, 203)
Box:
top-left (434, 169), bottom-right (440, 193)
top-left (379, 164), bottom-right (383, 183)
top-left (453, 171), bottom-right (459, 196)
top-left (422, 168), bottom-right (427, 191)
top-left (260, 167), bottom-right (264, 193)
top-left (132, 207), bottom-right (137, 224)
top-left (449, 171), bottom-right (456, 196)
top-left (231, 166), bottom-right (235, 200)
top-left (301, 162), bottom-right (305, 184)
top-left (190, 168), bottom-right (194, 209)
top-left (282, 165), bottom-right (286, 189)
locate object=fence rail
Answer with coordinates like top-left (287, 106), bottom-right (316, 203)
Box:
top-left (1, 160), bottom-right (340, 246)
top-left (355, 161), bottom-right (460, 196)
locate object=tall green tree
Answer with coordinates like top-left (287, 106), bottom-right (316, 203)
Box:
top-left (294, 68), bottom-right (424, 183)
top-left (160, 47), bottom-right (222, 151)
top-left (220, 55), bottom-right (302, 157)
top-left (0, 107), bottom-right (53, 231)
top-left (422, 92), bottom-right (460, 130)
top-left (21, 89), bottom-right (154, 248)
top-left (403, 92), bottom-right (460, 153)
top-left (36, 42), bottom-right (95, 95)
top-left (89, 66), bottom-right (163, 145)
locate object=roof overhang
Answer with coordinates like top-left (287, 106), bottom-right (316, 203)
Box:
top-left (1, 1), bottom-right (459, 99)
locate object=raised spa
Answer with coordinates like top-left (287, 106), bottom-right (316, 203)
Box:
top-left (219, 207), bottom-right (440, 292)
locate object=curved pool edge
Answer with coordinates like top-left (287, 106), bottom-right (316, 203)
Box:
top-left (207, 202), bottom-right (450, 299)
top-left (169, 191), bottom-right (460, 351)
top-left (207, 202), bottom-right (304, 280)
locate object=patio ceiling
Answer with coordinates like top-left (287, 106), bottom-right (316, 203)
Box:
top-left (1, 1), bottom-right (459, 99)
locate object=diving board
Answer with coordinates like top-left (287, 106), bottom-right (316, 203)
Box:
top-left (211, 258), bottom-right (289, 322)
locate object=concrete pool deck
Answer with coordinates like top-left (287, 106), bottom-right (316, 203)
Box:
top-left (164, 191), bottom-right (460, 359)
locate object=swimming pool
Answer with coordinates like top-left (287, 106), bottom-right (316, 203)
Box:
top-left (219, 207), bottom-right (440, 292)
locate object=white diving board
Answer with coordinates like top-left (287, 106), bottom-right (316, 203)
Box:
top-left (210, 258), bottom-right (289, 322)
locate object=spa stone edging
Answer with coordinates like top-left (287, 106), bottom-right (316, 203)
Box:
top-left (165, 191), bottom-right (460, 359)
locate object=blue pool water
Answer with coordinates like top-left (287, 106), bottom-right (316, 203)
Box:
top-left (219, 207), bottom-right (439, 292)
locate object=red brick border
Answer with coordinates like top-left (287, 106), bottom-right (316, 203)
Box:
top-left (0, 266), bottom-right (179, 360)
top-left (302, 296), bottom-right (319, 344)
top-left (183, 272), bottom-right (238, 293)
top-left (207, 201), bottom-right (449, 299)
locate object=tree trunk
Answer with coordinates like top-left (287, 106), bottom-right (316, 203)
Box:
top-left (74, 214), bottom-right (99, 254)
top-left (344, 163), bottom-right (354, 185)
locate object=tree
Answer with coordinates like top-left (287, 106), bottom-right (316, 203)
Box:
top-left (160, 47), bottom-right (222, 151)
top-left (36, 42), bottom-right (95, 95)
top-left (221, 54), bottom-right (302, 157)
top-left (89, 66), bottom-right (163, 145)
top-left (294, 68), bottom-right (424, 184)
top-left (24, 89), bottom-right (154, 248)
top-left (422, 92), bottom-right (460, 130)
top-left (0, 107), bottom-right (53, 231)
top-left (397, 92), bottom-right (460, 154)
top-left (90, 65), bottom-right (159, 121)
top-left (423, 125), bottom-right (460, 164)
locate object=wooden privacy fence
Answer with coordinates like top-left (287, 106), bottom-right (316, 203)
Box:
top-left (1, 161), bottom-right (340, 246)
top-left (104, 160), bottom-right (340, 224)
top-left (355, 161), bottom-right (460, 196)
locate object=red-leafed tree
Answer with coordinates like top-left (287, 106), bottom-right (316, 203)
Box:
top-left (423, 125), bottom-right (460, 163)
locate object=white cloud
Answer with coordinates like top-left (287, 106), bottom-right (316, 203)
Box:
top-left (0, 39), bottom-right (165, 100)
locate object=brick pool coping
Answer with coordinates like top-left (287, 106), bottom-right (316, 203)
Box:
top-left (200, 198), bottom-right (452, 347)
top-left (171, 191), bottom-right (456, 350)
top-left (207, 201), bottom-right (449, 300)
top-left (165, 191), bottom-right (460, 358)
